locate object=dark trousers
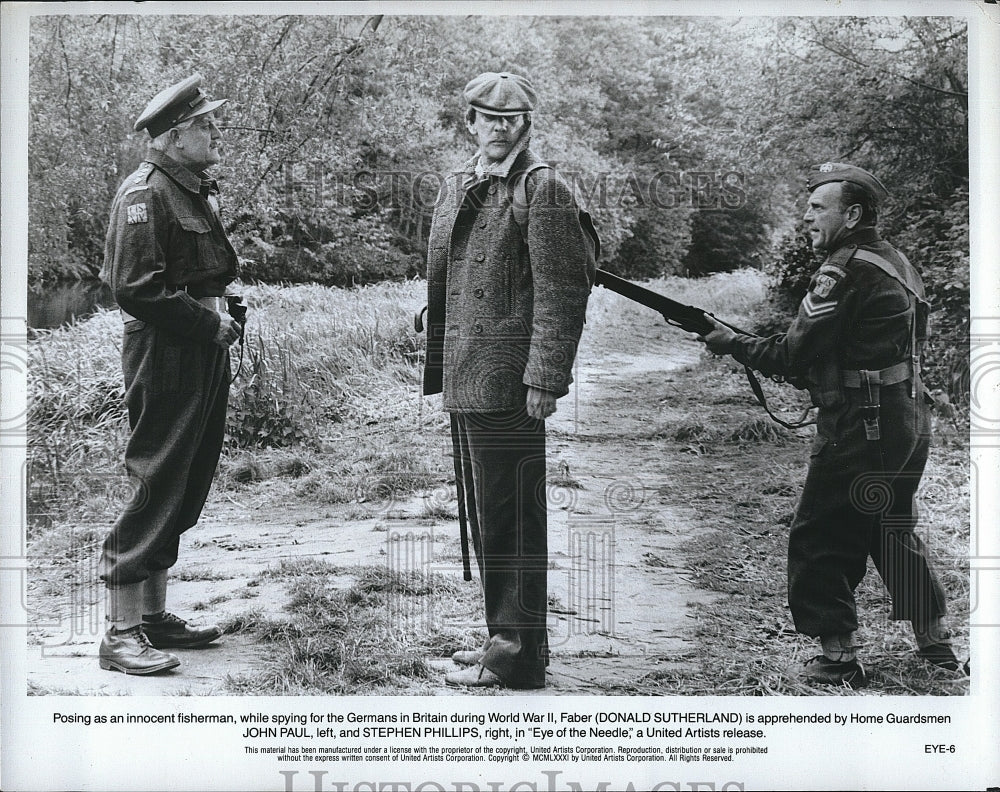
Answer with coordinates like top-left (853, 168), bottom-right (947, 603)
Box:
top-left (788, 383), bottom-right (947, 637)
top-left (452, 409), bottom-right (549, 688)
top-left (99, 322), bottom-right (229, 587)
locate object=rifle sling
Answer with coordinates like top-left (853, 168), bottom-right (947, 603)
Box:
top-left (742, 365), bottom-right (816, 429)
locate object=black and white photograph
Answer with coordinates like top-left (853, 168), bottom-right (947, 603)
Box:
top-left (2, 1), bottom-right (997, 790)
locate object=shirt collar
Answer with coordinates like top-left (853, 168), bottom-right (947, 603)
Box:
top-left (464, 131), bottom-right (532, 188)
top-left (146, 149), bottom-right (209, 195)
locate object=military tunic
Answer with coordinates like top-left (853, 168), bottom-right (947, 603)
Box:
top-left (423, 143), bottom-right (591, 687)
top-left (729, 227), bottom-right (947, 637)
top-left (99, 150), bottom-right (238, 588)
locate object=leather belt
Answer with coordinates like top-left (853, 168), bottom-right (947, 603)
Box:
top-left (841, 361), bottom-right (911, 388)
top-left (120, 295), bottom-right (227, 323)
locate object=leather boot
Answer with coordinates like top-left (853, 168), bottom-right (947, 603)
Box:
top-left (451, 649), bottom-right (485, 666)
top-left (99, 626), bottom-right (180, 675)
top-left (913, 617), bottom-right (966, 673)
top-left (142, 612), bottom-right (222, 649)
top-left (794, 654), bottom-right (867, 689)
top-left (445, 664), bottom-right (504, 688)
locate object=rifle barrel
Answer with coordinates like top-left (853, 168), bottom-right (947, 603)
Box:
top-left (593, 269), bottom-right (714, 335)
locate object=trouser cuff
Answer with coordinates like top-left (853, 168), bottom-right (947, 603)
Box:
top-left (106, 582), bottom-right (145, 630)
top-left (143, 569), bottom-right (168, 616)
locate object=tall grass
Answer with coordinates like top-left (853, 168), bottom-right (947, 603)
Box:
top-left (27, 311), bottom-right (129, 533)
top-left (26, 279), bottom-right (440, 529)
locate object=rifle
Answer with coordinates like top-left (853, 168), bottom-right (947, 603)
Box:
top-left (592, 269), bottom-right (814, 430)
top-left (594, 269), bottom-right (733, 336)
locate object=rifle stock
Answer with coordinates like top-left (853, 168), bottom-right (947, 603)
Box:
top-left (593, 269), bottom-right (715, 335)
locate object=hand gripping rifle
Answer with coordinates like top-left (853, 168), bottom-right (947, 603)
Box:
top-left (592, 269), bottom-right (814, 430)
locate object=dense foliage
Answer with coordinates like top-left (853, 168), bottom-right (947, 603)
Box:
top-left (29, 14), bottom-right (969, 394)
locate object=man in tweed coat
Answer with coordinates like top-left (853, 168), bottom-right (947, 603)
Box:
top-left (423, 72), bottom-right (592, 688)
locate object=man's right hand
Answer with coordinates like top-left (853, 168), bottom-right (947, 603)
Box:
top-left (698, 316), bottom-right (738, 356)
top-left (213, 315), bottom-right (242, 348)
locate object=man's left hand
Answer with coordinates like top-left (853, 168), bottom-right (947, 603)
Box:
top-left (526, 386), bottom-right (557, 420)
top-left (698, 317), bottom-right (739, 356)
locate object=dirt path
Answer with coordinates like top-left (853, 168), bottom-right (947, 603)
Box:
top-left (27, 320), bottom-right (719, 695)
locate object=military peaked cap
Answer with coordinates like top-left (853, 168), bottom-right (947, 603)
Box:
top-left (134, 74), bottom-right (229, 138)
top-left (463, 72), bottom-right (537, 115)
top-left (806, 162), bottom-right (890, 201)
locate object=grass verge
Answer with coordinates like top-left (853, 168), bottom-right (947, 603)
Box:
top-left (221, 561), bottom-right (485, 695)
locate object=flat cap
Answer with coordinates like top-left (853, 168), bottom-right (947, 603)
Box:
top-left (806, 162), bottom-right (890, 201)
top-left (134, 74), bottom-right (229, 138)
top-left (463, 72), bottom-right (536, 115)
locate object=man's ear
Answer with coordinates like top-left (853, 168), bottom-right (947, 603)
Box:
top-left (169, 128), bottom-right (183, 149)
top-left (844, 203), bottom-right (862, 228)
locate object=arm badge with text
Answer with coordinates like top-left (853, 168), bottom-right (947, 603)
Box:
top-left (126, 203), bottom-right (148, 225)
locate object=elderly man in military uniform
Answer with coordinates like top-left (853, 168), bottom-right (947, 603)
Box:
top-left (701, 163), bottom-right (965, 688)
top-left (422, 72), bottom-right (593, 689)
top-left (97, 74), bottom-right (243, 674)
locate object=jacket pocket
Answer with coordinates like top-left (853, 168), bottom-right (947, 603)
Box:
top-left (177, 215), bottom-right (218, 273)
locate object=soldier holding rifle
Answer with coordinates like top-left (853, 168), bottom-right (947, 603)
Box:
top-left (699, 163), bottom-right (964, 687)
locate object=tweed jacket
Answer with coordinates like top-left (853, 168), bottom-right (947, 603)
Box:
top-left (423, 146), bottom-right (592, 412)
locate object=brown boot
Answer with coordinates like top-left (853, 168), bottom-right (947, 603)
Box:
top-left (99, 626), bottom-right (180, 675)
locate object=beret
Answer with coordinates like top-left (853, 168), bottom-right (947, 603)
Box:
top-left (463, 72), bottom-right (536, 115)
top-left (806, 162), bottom-right (890, 201)
top-left (134, 74), bottom-right (229, 138)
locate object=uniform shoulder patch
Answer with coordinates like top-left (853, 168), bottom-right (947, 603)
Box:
top-left (811, 272), bottom-right (838, 299)
top-left (809, 264), bottom-right (847, 299)
top-left (126, 203), bottom-right (148, 224)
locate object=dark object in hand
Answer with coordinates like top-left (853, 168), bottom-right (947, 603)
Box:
top-left (226, 295), bottom-right (247, 340)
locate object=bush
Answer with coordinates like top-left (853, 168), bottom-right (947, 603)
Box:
top-left (608, 205), bottom-right (692, 279)
top-left (683, 204), bottom-right (771, 277)
top-left (227, 331), bottom-right (317, 449)
top-left (238, 207), bottom-right (424, 287)
top-left (890, 189), bottom-right (969, 403)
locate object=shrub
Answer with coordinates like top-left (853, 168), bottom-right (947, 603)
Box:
top-left (683, 204), bottom-right (771, 277)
